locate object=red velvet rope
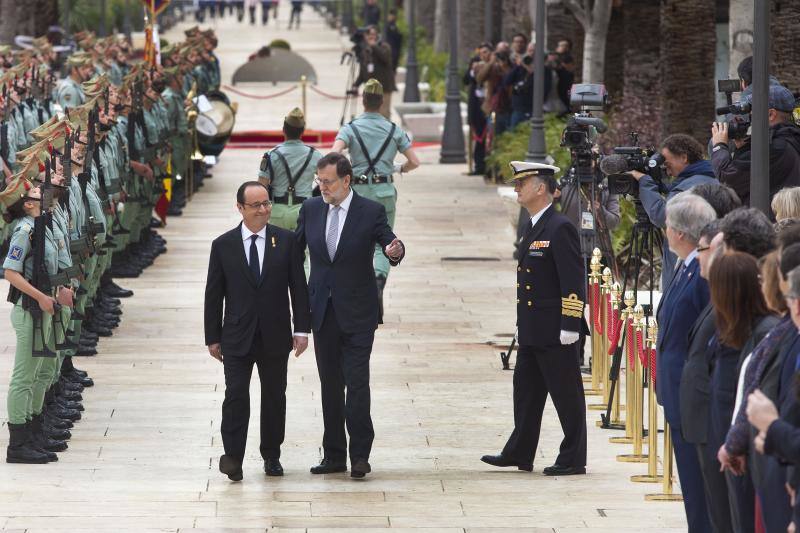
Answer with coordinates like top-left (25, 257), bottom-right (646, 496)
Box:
top-left (605, 293), bottom-right (612, 340)
top-left (221, 84), bottom-right (298, 99)
top-left (636, 329), bottom-right (645, 367)
top-left (650, 348), bottom-right (657, 385)
top-left (626, 319), bottom-right (635, 368)
top-left (608, 310), bottom-right (622, 356)
top-left (592, 282), bottom-right (602, 333)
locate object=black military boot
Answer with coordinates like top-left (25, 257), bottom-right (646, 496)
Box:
top-left (42, 418), bottom-right (71, 441)
top-left (30, 415), bottom-right (67, 454)
top-left (6, 423), bottom-right (50, 464)
top-left (43, 407), bottom-right (74, 429)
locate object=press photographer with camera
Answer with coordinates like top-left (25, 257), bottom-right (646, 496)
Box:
top-left (628, 134), bottom-right (718, 286)
top-left (352, 25), bottom-right (396, 119)
top-left (711, 84), bottom-right (800, 207)
top-left (503, 43), bottom-right (552, 129)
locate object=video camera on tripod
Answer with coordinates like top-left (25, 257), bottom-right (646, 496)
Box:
top-left (560, 83), bottom-right (609, 183)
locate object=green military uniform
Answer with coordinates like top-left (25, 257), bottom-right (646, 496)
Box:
top-left (55, 77), bottom-right (86, 111)
top-left (258, 108), bottom-right (321, 231)
top-left (1, 197), bottom-right (59, 427)
top-left (335, 79), bottom-right (411, 279)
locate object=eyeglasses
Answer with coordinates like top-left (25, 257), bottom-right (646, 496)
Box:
top-left (243, 201), bottom-right (272, 210)
top-left (696, 245), bottom-right (711, 253)
top-left (314, 176), bottom-right (341, 188)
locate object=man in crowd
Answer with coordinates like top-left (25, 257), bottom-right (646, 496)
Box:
top-left (353, 26), bottom-right (396, 119)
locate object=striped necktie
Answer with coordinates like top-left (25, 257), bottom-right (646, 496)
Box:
top-left (326, 206), bottom-right (341, 260)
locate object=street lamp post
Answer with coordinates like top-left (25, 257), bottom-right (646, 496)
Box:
top-left (403, 0), bottom-right (420, 102)
top-left (484, 0), bottom-right (493, 44)
top-left (123, 0), bottom-right (133, 41)
top-left (342, 0), bottom-right (354, 33)
top-left (750, 0), bottom-right (769, 214)
top-left (439, 0), bottom-right (465, 164)
top-left (99, 0), bottom-right (107, 37)
top-left (525, 0), bottom-right (547, 163)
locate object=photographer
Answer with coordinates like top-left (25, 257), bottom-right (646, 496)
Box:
top-left (630, 134), bottom-right (717, 286)
top-left (558, 175), bottom-right (621, 235)
top-left (353, 25), bottom-right (396, 119)
top-left (503, 43), bottom-right (552, 129)
top-left (463, 44), bottom-right (492, 175)
top-left (711, 84), bottom-right (800, 206)
top-left (477, 45), bottom-right (513, 136)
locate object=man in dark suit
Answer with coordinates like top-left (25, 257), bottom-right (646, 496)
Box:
top-left (679, 221), bottom-right (733, 533)
top-left (295, 152), bottom-right (404, 479)
top-left (204, 181), bottom-right (311, 481)
top-left (656, 191), bottom-right (717, 532)
top-left (481, 161), bottom-right (587, 476)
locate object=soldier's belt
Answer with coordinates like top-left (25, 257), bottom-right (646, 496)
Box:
top-left (355, 174), bottom-right (393, 185)
top-left (273, 194), bottom-right (308, 205)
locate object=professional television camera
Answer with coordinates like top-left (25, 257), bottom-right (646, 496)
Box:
top-left (599, 133), bottom-right (666, 197)
top-left (716, 78), bottom-right (751, 140)
top-left (560, 83), bottom-right (609, 182)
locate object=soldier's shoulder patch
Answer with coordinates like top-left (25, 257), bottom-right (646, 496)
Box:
top-left (7, 245), bottom-right (23, 261)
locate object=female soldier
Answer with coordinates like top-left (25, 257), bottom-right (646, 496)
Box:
top-left (1, 177), bottom-right (68, 463)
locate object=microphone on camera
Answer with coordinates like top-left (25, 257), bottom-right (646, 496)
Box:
top-left (572, 116), bottom-right (608, 134)
top-left (598, 154), bottom-right (630, 176)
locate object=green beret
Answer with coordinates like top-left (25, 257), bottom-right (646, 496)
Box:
top-left (0, 176), bottom-right (30, 211)
top-left (363, 78), bottom-right (383, 96)
top-left (284, 107), bottom-right (305, 128)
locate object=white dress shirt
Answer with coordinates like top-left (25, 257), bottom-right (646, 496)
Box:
top-left (241, 223), bottom-right (266, 274)
top-left (529, 202), bottom-right (553, 229)
top-left (325, 188), bottom-right (354, 253)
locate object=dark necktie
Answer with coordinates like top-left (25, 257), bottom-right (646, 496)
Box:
top-left (249, 234), bottom-right (260, 279)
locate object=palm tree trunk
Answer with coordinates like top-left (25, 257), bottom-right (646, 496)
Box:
top-left (659, 0), bottom-right (716, 142)
top-left (771, 0), bottom-right (800, 93)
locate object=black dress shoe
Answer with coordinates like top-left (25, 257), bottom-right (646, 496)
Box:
top-left (542, 464), bottom-right (586, 476)
top-left (350, 458), bottom-right (371, 479)
top-left (219, 454), bottom-right (243, 481)
top-left (264, 458), bottom-right (284, 477)
top-left (310, 457), bottom-right (347, 474)
top-left (480, 454), bottom-right (533, 472)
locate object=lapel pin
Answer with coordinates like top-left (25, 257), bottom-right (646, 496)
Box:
top-left (271, 235), bottom-right (276, 248)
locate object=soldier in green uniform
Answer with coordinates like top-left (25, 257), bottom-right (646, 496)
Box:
top-left (258, 108), bottom-right (320, 231)
top-left (332, 78), bottom-right (419, 316)
top-left (55, 54), bottom-right (92, 111)
top-left (1, 176), bottom-right (70, 463)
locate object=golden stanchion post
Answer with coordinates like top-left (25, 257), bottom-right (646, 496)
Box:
top-left (589, 264), bottom-right (613, 410)
top-left (646, 422), bottom-right (684, 501)
top-left (632, 317), bottom-right (663, 483)
top-left (618, 305), bottom-right (648, 463)
top-left (585, 249), bottom-right (603, 397)
top-left (609, 281), bottom-right (624, 425)
top-left (610, 291), bottom-right (636, 444)
top-left (300, 75), bottom-right (307, 119)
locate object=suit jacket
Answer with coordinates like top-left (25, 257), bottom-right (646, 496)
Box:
top-left (516, 205), bottom-right (584, 348)
top-left (204, 223), bottom-right (311, 357)
top-left (295, 191), bottom-right (403, 333)
top-left (656, 258), bottom-right (709, 429)
top-left (680, 303), bottom-right (715, 444)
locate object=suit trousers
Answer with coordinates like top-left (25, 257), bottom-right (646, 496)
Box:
top-left (670, 428), bottom-right (713, 533)
top-left (314, 301), bottom-right (375, 462)
top-left (725, 469), bottom-right (755, 533)
top-left (220, 332), bottom-right (289, 462)
top-left (696, 443), bottom-right (733, 533)
top-left (501, 343), bottom-right (587, 467)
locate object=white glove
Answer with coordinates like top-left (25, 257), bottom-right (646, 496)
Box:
top-left (393, 162), bottom-right (403, 175)
top-left (560, 330), bottom-right (580, 345)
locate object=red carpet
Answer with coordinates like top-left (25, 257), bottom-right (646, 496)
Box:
top-left (226, 130), bottom-right (440, 150)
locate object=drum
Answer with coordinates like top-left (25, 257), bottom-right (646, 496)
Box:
top-left (197, 90), bottom-right (235, 157)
